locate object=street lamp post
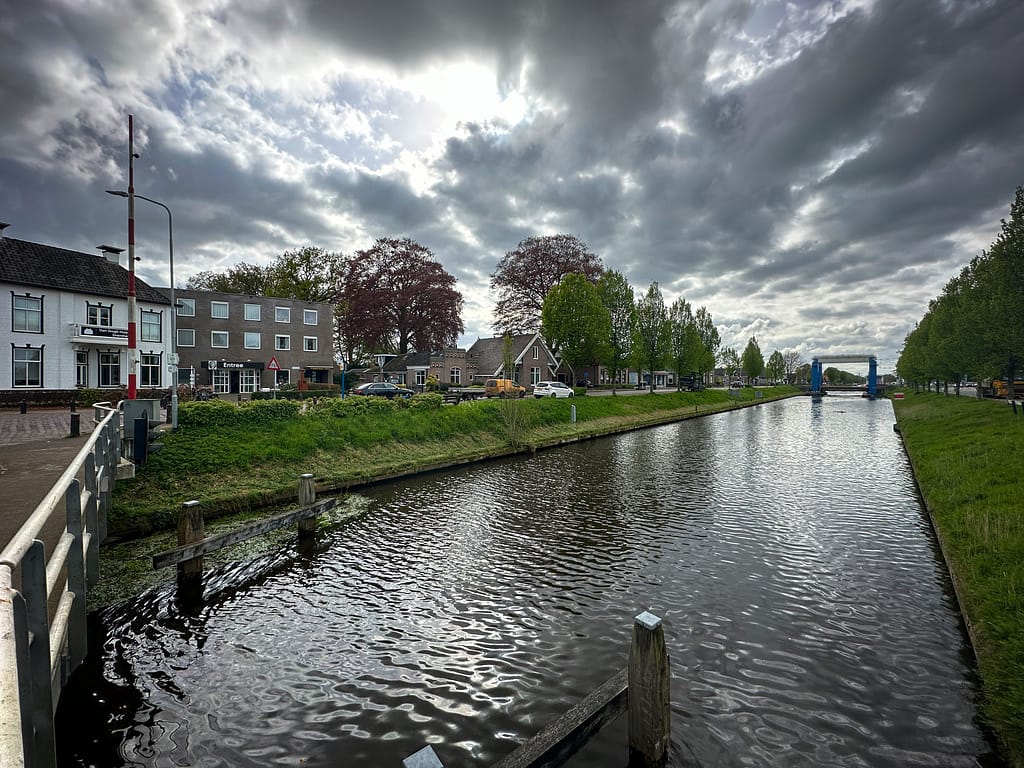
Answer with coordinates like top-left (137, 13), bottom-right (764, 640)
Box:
top-left (107, 189), bottom-right (178, 429)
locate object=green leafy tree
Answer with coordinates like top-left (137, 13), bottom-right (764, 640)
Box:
top-left (597, 270), bottom-right (635, 394)
top-left (693, 306), bottom-right (720, 385)
top-left (668, 297), bottom-right (703, 390)
top-left (720, 347), bottom-right (741, 381)
top-left (767, 350), bottom-right (785, 384)
top-left (782, 350), bottom-right (804, 383)
top-left (541, 273), bottom-right (611, 385)
top-left (632, 282), bottom-right (670, 392)
top-left (741, 336), bottom-right (765, 382)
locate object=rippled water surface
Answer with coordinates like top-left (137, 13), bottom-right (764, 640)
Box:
top-left (57, 396), bottom-right (1001, 766)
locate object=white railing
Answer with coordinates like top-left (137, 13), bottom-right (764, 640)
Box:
top-left (0, 404), bottom-right (120, 768)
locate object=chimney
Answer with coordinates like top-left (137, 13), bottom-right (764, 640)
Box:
top-left (96, 244), bottom-right (124, 266)
top-left (0, 222), bottom-right (9, 240)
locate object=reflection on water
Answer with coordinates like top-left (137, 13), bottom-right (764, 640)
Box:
top-left (57, 396), bottom-right (1002, 767)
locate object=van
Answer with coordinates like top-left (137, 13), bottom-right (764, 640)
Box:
top-left (484, 378), bottom-right (526, 398)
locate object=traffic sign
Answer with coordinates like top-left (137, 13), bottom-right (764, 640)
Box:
top-left (267, 355), bottom-right (281, 371)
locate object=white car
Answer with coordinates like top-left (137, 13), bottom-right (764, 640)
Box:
top-left (533, 381), bottom-right (574, 398)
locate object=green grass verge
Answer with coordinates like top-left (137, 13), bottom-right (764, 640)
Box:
top-left (111, 386), bottom-right (790, 536)
top-left (892, 391), bottom-right (1024, 765)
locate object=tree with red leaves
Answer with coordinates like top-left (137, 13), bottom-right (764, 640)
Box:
top-left (490, 234), bottom-right (604, 334)
top-left (336, 237), bottom-right (463, 359)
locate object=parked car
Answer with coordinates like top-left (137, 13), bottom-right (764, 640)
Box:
top-left (484, 378), bottom-right (526, 398)
top-left (533, 381), bottom-right (574, 398)
top-left (350, 382), bottom-right (412, 399)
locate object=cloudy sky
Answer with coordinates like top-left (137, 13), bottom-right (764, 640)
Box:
top-left (2, 0), bottom-right (1022, 373)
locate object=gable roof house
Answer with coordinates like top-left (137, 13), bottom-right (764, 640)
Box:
top-left (1, 227), bottom-right (173, 393)
top-left (465, 333), bottom-right (558, 386)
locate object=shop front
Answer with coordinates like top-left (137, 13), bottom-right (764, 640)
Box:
top-left (200, 360), bottom-right (266, 394)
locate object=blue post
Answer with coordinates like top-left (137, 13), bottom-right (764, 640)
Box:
top-left (810, 359), bottom-right (823, 394)
top-left (868, 357), bottom-right (877, 398)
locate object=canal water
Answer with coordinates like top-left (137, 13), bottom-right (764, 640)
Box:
top-left (56, 395), bottom-right (1001, 767)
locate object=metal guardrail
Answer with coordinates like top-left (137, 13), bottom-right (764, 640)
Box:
top-left (0, 403), bottom-right (121, 768)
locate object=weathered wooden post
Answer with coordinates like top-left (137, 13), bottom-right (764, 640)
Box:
top-left (628, 610), bottom-right (670, 767)
top-left (176, 500), bottom-right (205, 580)
top-left (298, 473), bottom-right (316, 538)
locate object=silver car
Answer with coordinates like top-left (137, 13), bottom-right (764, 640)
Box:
top-left (533, 380), bottom-right (574, 398)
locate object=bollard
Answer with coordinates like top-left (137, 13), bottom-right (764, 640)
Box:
top-left (570, 404), bottom-right (577, 423)
top-left (19, 400), bottom-right (27, 414)
top-left (70, 401), bottom-right (77, 413)
top-left (297, 473), bottom-right (317, 538)
top-left (628, 611), bottom-right (670, 767)
top-left (176, 500), bottom-right (205, 581)
top-left (70, 412), bottom-right (80, 437)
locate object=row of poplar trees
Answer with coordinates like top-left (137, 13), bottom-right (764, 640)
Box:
top-left (896, 186), bottom-right (1024, 393)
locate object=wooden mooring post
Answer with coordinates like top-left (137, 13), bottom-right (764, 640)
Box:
top-left (297, 474), bottom-right (316, 539)
top-left (176, 500), bottom-right (205, 581)
top-left (402, 611), bottom-right (671, 768)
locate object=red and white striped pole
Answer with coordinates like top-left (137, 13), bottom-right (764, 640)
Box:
top-left (127, 114), bottom-right (137, 399)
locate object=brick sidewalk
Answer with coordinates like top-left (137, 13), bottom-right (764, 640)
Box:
top-left (0, 409), bottom-right (97, 551)
top-left (0, 408), bottom-right (94, 446)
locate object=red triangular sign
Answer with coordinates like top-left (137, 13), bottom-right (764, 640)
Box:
top-left (267, 356), bottom-right (281, 371)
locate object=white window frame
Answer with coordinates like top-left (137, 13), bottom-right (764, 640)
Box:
top-left (75, 349), bottom-right (89, 387)
top-left (531, 367), bottom-right (541, 385)
top-left (12, 346), bottom-right (43, 387)
top-left (303, 336), bottom-right (318, 352)
top-left (87, 304), bottom-right (112, 326)
top-left (177, 328), bottom-right (195, 347)
top-left (244, 303), bottom-right (261, 321)
top-left (212, 369), bottom-right (230, 393)
top-left (244, 331), bottom-right (261, 349)
top-left (415, 369), bottom-right (426, 386)
top-left (13, 295), bottom-right (43, 333)
top-left (450, 367), bottom-right (461, 385)
top-left (140, 353), bottom-right (161, 387)
top-left (140, 309), bottom-right (161, 342)
top-left (98, 351), bottom-right (120, 388)
top-left (239, 369), bottom-right (259, 393)
top-left (211, 331), bottom-right (229, 348)
top-left (177, 298), bottom-right (195, 316)
top-left (275, 335), bottom-right (290, 351)
top-left (275, 306), bottom-right (291, 323)
top-left (211, 301), bottom-right (229, 319)
top-left (303, 309), bottom-right (318, 325)
top-left (532, 345), bottom-right (539, 360)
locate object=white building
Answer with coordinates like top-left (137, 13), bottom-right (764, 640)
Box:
top-left (0, 226), bottom-right (174, 393)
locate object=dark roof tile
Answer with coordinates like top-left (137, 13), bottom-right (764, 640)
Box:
top-left (0, 236), bottom-right (171, 305)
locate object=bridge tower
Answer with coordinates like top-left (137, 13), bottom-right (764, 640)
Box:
top-left (809, 354), bottom-right (879, 398)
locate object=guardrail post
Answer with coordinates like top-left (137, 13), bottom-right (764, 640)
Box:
top-left (298, 474), bottom-right (316, 538)
top-left (22, 541), bottom-right (56, 768)
top-left (628, 611), bottom-right (670, 767)
top-left (65, 480), bottom-right (88, 671)
top-left (83, 453), bottom-right (100, 587)
top-left (1, 567), bottom-right (28, 768)
top-left (176, 501), bottom-right (205, 581)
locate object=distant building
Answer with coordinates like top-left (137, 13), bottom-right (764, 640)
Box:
top-left (465, 333), bottom-right (558, 386)
top-left (170, 288), bottom-right (334, 393)
top-left (0, 226), bottom-right (173, 392)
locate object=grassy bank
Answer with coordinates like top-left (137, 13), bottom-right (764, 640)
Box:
top-left (111, 386), bottom-right (793, 537)
top-left (892, 392), bottom-right (1024, 765)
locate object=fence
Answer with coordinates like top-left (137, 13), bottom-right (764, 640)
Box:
top-left (0, 404), bottom-right (121, 768)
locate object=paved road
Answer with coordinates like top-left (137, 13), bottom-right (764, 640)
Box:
top-left (0, 409), bottom-right (96, 552)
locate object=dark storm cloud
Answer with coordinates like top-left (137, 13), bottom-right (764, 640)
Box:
top-left (2, 0), bottom-right (1023, 364)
